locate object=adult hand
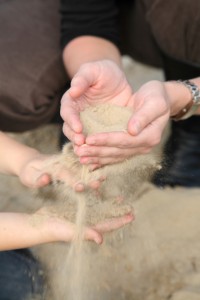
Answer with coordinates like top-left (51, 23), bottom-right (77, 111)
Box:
top-left (60, 59), bottom-right (133, 146)
top-left (72, 80), bottom-right (171, 168)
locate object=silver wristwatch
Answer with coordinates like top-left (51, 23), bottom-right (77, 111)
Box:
top-left (172, 80), bottom-right (200, 121)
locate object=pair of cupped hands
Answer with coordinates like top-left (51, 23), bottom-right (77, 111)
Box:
top-left (21, 60), bottom-right (172, 245)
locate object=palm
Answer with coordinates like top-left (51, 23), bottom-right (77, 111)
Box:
top-left (71, 60), bottom-right (133, 107)
top-left (61, 61), bottom-right (132, 124)
top-left (60, 60), bottom-right (134, 143)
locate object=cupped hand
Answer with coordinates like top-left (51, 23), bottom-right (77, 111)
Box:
top-left (60, 60), bottom-right (133, 146)
top-left (74, 80), bottom-right (171, 168)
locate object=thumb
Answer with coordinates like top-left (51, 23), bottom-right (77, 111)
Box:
top-left (69, 61), bottom-right (102, 99)
top-left (69, 66), bottom-right (97, 99)
top-left (128, 98), bottom-right (164, 136)
top-left (69, 76), bottom-right (90, 99)
top-left (34, 173), bottom-right (52, 188)
top-left (84, 228), bottom-right (103, 245)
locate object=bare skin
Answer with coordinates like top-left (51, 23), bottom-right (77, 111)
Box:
top-left (60, 60), bottom-right (200, 168)
top-left (61, 34), bottom-right (200, 167)
top-left (0, 131), bottom-right (134, 250)
top-left (62, 36), bottom-right (121, 78)
top-left (0, 209), bottom-right (133, 250)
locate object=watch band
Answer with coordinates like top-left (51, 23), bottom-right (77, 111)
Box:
top-left (172, 80), bottom-right (200, 121)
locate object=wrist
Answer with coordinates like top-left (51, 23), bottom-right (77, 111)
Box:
top-left (46, 216), bottom-right (71, 243)
top-left (31, 211), bottom-right (62, 244)
top-left (63, 36), bottom-right (122, 78)
top-left (36, 208), bottom-right (70, 243)
top-left (14, 147), bottom-right (41, 178)
top-left (164, 81), bottom-right (192, 118)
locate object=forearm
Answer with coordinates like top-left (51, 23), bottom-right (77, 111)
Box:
top-left (63, 36), bottom-right (122, 78)
top-left (0, 212), bottom-right (57, 251)
top-left (0, 132), bottom-right (40, 176)
top-left (164, 77), bottom-right (200, 117)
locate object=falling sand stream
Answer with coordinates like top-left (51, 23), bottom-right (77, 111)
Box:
top-left (32, 104), bottom-right (163, 300)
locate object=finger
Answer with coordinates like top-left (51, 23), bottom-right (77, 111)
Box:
top-left (84, 228), bottom-right (103, 244)
top-left (60, 92), bottom-right (83, 133)
top-left (73, 182), bottom-right (85, 192)
top-left (79, 147), bottom-right (148, 166)
top-left (63, 123), bottom-right (85, 145)
top-left (80, 156), bottom-right (123, 166)
top-left (128, 96), bottom-right (169, 135)
top-left (62, 122), bottom-right (74, 141)
top-left (88, 180), bottom-right (101, 190)
top-left (93, 213), bottom-right (134, 233)
top-left (69, 76), bottom-right (92, 99)
top-left (85, 131), bottom-right (154, 150)
top-left (75, 177), bottom-right (105, 191)
top-left (75, 144), bottom-right (137, 158)
top-left (73, 180), bottom-right (101, 192)
top-left (127, 114), bottom-right (168, 150)
top-left (87, 175), bottom-right (106, 189)
top-left (69, 63), bottom-right (99, 99)
top-left (86, 119), bottom-right (165, 151)
top-left (31, 173), bottom-right (52, 188)
top-left (86, 131), bottom-right (135, 148)
top-left (88, 164), bottom-right (102, 171)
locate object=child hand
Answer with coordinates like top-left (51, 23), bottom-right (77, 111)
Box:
top-left (19, 152), bottom-right (104, 191)
top-left (35, 208), bottom-right (134, 245)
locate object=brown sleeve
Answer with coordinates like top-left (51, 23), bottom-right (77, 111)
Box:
top-left (0, 0), bottom-right (68, 132)
top-left (143, 0), bottom-right (200, 65)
